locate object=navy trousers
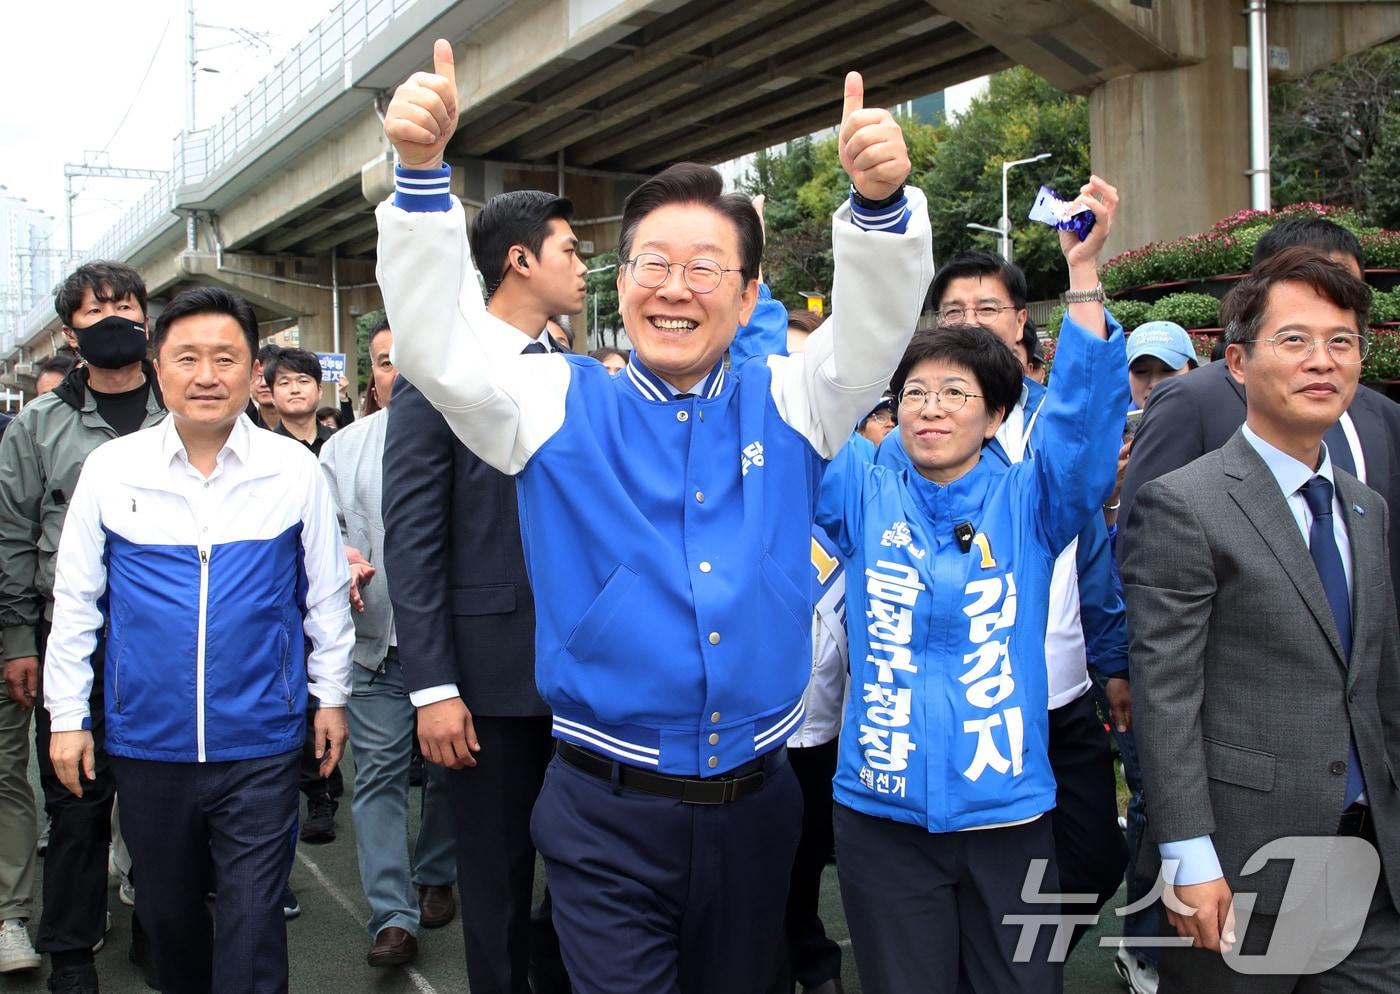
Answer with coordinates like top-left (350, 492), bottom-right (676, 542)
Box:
top-left (773, 739), bottom-right (843, 993)
top-left (1047, 688), bottom-right (1129, 955)
top-left (112, 749), bottom-right (300, 994)
top-left (835, 804), bottom-right (1064, 994)
top-left (531, 749), bottom-right (802, 994)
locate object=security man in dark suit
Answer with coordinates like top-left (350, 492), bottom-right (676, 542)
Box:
top-left (1120, 219), bottom-right (1400, 601)
top-left (381, 187), bottom-right (586, 994)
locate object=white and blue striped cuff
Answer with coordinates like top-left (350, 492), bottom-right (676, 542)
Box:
top-left (394, 164), bottom-right (452, 212)
top-left (850, 191), bottom-right (911, 234)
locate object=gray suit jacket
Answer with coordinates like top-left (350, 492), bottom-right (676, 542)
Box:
top-left (319, 410), bottom-right (392, 670)
top-left (1121, 430), bottom-right (1400, 914)
top-left (1120, 360), bottom-right (1400, 601)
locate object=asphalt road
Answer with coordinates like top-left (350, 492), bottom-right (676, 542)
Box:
top-left (10, 748), bottom-right (1137, 993)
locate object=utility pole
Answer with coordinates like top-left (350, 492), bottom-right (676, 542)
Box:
top-left (63, 162), bottom-right (168, 268)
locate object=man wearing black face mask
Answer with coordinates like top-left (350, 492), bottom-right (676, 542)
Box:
top-left (0, 261), bottom-right (164, 993)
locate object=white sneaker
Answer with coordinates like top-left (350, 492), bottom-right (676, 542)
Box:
top-left (92, 911), bottom-right (112, 954)
top-left (0, 918), bottom-right (41, 973)
top-left (1114, 941), bottom-right (1159, 994)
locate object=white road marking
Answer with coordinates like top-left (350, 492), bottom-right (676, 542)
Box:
top-left (295, 849), bottom-right (442, 994)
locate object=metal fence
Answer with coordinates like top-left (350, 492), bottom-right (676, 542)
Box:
top-left (94, 4), bottom-right (412, 269)
top-left (199, 0), bottom-right (414, 180)
top-left (9, 0), bottom-right (418, 355)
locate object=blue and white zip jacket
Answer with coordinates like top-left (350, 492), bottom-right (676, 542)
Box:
top-left (44, 415), bottom-right (354, 763)
top-left (376, 166), bottom-right (932, 777)
top-left (878, 377), bottom-right (1130, 703)
top-left (817, 313), bottom-right (1128, 831)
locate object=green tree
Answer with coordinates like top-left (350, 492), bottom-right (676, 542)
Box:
top-left (585, 250), bottom-right (621, 348)
top-left (916, 67), bottom-right (1090, 301)
top-left (741, 67), bottom-right (1091, 306)
top-left (354, 308), bottom-right (386, 389)
top-left (1362, 110), bottom-right (1400, 229)
top-left (740, 137), bottom-right (838, 308)
top-left (1271, 44), bottom-right (1400, 217)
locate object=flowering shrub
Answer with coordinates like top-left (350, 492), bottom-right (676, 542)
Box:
top-left (1372, 287), bottom-right (1400, 324)
top-left (1361, 230), bottom-right (1400, 268)
top-left (1189, 333), bottom-right (1217, 362)
top-left (1101, 202), bottom-right (1398, 293)
top-left (1044, 298), bottom-right (1152, 335)
top-left (1365, 326), bottom-right (1400, 380)
top-left (1146, 293), bottom-right (1220, 329)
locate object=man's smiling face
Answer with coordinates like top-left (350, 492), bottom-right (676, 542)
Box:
top-left (617, 202), bottom-right (757, 390)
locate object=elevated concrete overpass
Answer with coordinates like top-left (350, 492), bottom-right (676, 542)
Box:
top-left (5, 0), bottom-right (1399, 399)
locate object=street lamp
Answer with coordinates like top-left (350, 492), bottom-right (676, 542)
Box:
top-left (1000, 153), bottom-right (1051, 263)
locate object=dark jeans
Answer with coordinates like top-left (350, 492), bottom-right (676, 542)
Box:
top-left (34, 618), bottom-right (116, 958)
top-left (533, 749), bottom-right (802, 994)
top-left (772, 739), bottom-right (842, 993)
top-left (112, 750), bottom-right (300, 994)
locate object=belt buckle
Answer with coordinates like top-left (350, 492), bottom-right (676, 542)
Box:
top-left (682, 779), bottom-right (728, 805)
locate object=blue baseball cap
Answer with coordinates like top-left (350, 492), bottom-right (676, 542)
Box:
top-left (1127, 321), bottom-right (1196, 370)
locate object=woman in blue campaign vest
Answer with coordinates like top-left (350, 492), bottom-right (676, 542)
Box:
top-left (819, 178), bottom-right (1128, 994)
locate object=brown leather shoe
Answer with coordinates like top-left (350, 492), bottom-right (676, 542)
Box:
top-left (418, 884), bottom-right (456, 928)
top-left (366, 926), bottom-right (417, 967)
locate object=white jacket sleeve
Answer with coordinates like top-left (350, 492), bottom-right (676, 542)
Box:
top-left (43, 452), bottom-right (110, 732)
top-left (769, 188), bottom-right (934, 458)
top-left (375, 192), bottom-right (569, 475)
top-left (299, 460), bottom-right (354, 707)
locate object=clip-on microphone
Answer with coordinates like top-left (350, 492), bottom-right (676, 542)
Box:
top-left (954, 521), bottom-right (975, 554)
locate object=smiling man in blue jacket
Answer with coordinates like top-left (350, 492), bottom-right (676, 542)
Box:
top-left (376, 40), bottom-right (931, 994)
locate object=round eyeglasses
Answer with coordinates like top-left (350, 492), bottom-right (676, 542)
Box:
top-left (937, 302), bottom-right (1018, 325)
top-left (1243, 332), bottom-right (1369, 365)
top-left (898, 385), bottom-right (983, 415)
top-left (626, 253), bottom-right (742, 294)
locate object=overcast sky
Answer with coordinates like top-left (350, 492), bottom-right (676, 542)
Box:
top-left (1, 0), bottom-right (336, 253)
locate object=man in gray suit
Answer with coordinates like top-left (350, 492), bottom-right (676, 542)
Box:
top-left (319, 323), bottom-right (457, 967)
top-left (1122, 247), bottom-right (1400, 991)
top-left (1118, 219), bottom-right (1400, 603)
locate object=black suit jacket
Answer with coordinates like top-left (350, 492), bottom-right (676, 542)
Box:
top-left (381, 376), bottom-right (547, 717)
top-left (1120, 360), bottom-right (1400, 596)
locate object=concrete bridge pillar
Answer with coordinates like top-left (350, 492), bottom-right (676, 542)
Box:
top-left (1089, 1), bottom-right (1247, 258)
top-left (171, 250), bottom-right (382, 406)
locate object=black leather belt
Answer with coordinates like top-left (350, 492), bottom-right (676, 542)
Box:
top-left (1338, 804), bottom-right (1376, 842)
top-left (556, 741), bottom-right (785, 805)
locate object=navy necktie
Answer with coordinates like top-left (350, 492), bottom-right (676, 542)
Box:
top-left (522, 341), bottom-right (548, 355)
top-left (1323, 422), bottom-right (1357, 477)
top-left (1298, 475), bottom-right (1366, 807)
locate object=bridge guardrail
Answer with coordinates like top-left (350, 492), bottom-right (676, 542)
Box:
top-left (76, 0), bottom-right (416, 270)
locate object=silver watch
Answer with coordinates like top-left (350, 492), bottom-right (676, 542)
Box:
top-left (1063, 284), bottom-right (1106, 304)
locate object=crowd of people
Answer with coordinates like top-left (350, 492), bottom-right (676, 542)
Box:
top-left (0, 38), bottom-right (1395, 994)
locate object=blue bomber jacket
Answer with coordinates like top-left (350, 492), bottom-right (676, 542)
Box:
top-left (816, 313), bottom-right (1128, 831)
top-left (377, 166), bottom-right (933, 777)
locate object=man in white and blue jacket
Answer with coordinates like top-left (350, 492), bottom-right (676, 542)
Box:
top-left (43, 288), bottom-right (353, 994)
top-left (377, 43), bottom-right (932, 994)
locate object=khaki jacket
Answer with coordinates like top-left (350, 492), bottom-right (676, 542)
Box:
top-left (0, 363), bottom-right (164, 659)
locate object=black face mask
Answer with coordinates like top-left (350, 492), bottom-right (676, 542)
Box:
top-left (73, 315), bottom-right (148, 370)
